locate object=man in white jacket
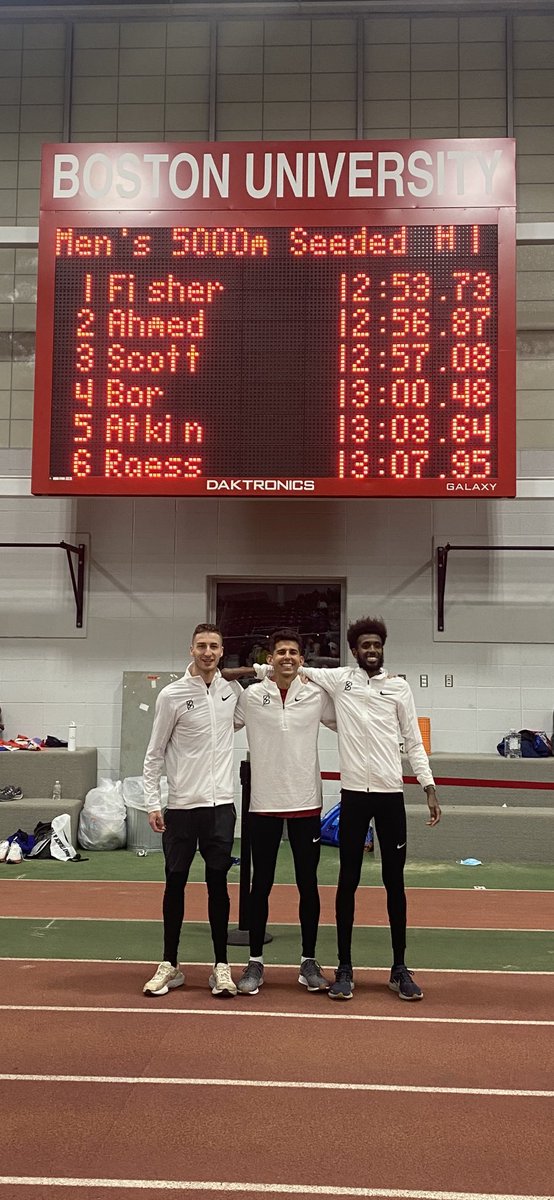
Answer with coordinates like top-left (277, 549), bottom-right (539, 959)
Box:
top-left (300, 616), bottom-right (441, 1002)
top-left (142, 624), bottom-right (242, 1000)
top-left (233, 628), bottom-right (336, 996)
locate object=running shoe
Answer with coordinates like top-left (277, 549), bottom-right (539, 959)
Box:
top-left (298, 959), bottom-right (330, 991)
top-left (388, 965), bottom-right (423, 1001)
top-left (143, 961), bottom-right (185, 996)
top-left (209, 962), bottom-right (237, 997)
top-left (0, 785), bottom-right (23, 801)
top-left (6, 840), bottom-right (22, 864)
top-left (328, 965), bottom-right (354, 1000)
top-left (237, 960), bottom-right (264, 995)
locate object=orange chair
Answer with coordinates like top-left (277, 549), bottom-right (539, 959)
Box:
top-left (418, 717), bottom-right (431, 755)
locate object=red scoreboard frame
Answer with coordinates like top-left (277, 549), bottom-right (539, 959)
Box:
top-left (32, 139), bottom-right (516, 497)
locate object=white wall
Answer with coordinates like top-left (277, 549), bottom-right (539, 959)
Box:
top-left (1, 491), bottom-right (553, 789)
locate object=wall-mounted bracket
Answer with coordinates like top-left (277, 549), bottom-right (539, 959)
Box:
top-left (436, 543), bottom-right (554, 633)
top-left (0, 540), bottom-right (86, 629)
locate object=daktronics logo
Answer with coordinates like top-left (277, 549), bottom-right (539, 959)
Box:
top-left (206, 479), bottom-right (315, 493)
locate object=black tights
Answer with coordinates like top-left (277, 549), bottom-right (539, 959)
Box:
top-left (163, 867), bottom-right (230, 966)
top-left (248, 812), bottom-right (322, 958)
top-left (336, 790), bottom-right (407, 967)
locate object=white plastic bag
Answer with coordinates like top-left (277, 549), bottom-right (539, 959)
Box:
top-left (51, 813), bottom-right (79, 861)
top-left (78, 779), bottom-right (126, 850)
top-left (122, 776), bottom-right (145, 809)
top-left (122, 775), bottom-right (168, 811)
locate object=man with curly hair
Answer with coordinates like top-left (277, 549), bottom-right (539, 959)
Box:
top-left (299, 616), bottom-right (440, 1002)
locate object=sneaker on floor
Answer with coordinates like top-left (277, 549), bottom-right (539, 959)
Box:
top-left (0, 785), bottom-right (23, 801)
top-left (298, 958), bottom-right (330, 992)
top-left (0, 840), bottom-right (9, 862)
top-left (143, 961), bottom-right (184, 997)
top-left (237, 960), bottom-right (264, 995)
top-left (6, 840), bottom-right (22, 865)
top-left (389, 965), bottom-right (423, 1001)
top-left (209, 962), bottom-right (237, 997)
top-left (328, 965), bottom-right (354, 1000)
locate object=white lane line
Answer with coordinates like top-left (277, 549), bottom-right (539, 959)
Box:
top-left (0, 915), bottom-right (552, 932)
top-left (0, 957), bottom-right (553, 976)
top-left (1, 1073), bottom-right (552, 1097)
top-left (0, 879), bottom-right (552, 894)
top-left (0, 1182), bottom-right (551, 1200)
top-left (0, 1003), bottom-right (553, 1028)
top-left (0, 1181), bottom-right (551, 1199)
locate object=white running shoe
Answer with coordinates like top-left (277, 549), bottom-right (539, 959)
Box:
top-left (143, 961), bottom-right (185, 996)
top-left (209, 962), bottom-right (237, 997)
top-left (6, 841), bottom-right (22, 864)
top-left (0, 840), bottom-right (9, 863)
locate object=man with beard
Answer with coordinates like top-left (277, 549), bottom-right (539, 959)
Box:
top-left (293, 616), bottom-right (440, 1002)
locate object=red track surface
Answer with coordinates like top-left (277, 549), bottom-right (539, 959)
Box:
top-left (1, 892), bottom-right (553, 1198)
top-left (1, 961), bottom-right (553, 1197)
top-left (2, 960), bottom-right (554, 1021)
top-left (1, 879), bottom-right (552, 928)
top-left (2, 1082), bottom-right (552, 1194)
top-left (2, 1003), bottom-right (553, 1089)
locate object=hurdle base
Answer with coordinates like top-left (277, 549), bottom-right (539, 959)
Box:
top-left (228, 928), bottom-right (273, 946)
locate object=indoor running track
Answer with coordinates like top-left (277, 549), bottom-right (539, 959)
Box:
top-left (0, 958), bottom-right (553, 1199)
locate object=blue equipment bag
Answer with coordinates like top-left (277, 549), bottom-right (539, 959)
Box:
top-left (497, 729), bottom-right (552, 758)
top-left (320, 803), bottom-right (374, 850)
top-left (320, 804), bottom-right (341, 846)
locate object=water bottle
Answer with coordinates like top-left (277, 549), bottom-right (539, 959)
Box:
top-left (504, 729), bottom-right (521, 759)
top-left (52, 780), bottom-right (62, 801)
top-left (68, 721), bottom-right (76, 752)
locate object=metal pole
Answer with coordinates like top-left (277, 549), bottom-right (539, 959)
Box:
top-left (228, 757), bottom-right (272, 946)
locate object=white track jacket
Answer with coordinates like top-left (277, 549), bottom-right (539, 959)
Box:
top-left (143, 667), bottom-right (242, 811)
top-left (234, 676), bottom-right (336, 814)
top-left (292, 665), bottom-right (434, 794)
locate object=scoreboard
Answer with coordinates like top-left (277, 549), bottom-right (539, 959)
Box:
top-left (32, 139), bottom-right (516, 497)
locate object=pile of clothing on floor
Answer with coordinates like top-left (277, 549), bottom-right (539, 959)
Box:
top-left (0, 815), bottom-right (84, 865)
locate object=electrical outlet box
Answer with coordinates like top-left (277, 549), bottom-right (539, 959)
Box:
top-left (445, 674), bottom-right (454, 687)
top-left (420, 674), bottom-right (428, 687)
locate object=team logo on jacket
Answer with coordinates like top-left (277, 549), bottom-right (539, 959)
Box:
top-left (344, 681), bottom-right (352, 691)
top-left (186, 700), bottom-right (195, 710)
top-left (262, 694), bottom-right (270, 706)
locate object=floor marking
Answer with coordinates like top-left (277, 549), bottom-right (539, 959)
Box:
top-left (0, 880), bottom-right (551, 895)
top-left (0, 1003), bottom-right (553, 1028)
top-left (1, 1072), bottom-right (552, 1097)
top-left (0, 1181), bottom-right (551, 1199)
top-left (0, 957), bottom-right (553, 976)
top-left (0, 915), bottom-right (551, 932)
top-left (44, 920), bottom-right (56, 930)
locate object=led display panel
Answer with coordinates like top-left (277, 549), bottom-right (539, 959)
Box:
top-left (33, 140), bottom-right (516, 497)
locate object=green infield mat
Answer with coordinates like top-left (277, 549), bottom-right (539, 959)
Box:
top-left (0, 916), bottom-right (552, 972)
top-left (2, 844), bottom-right (552, 890)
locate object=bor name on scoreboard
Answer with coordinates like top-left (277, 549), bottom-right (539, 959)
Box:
top-left (32, 139), bottom-right (516, 498)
